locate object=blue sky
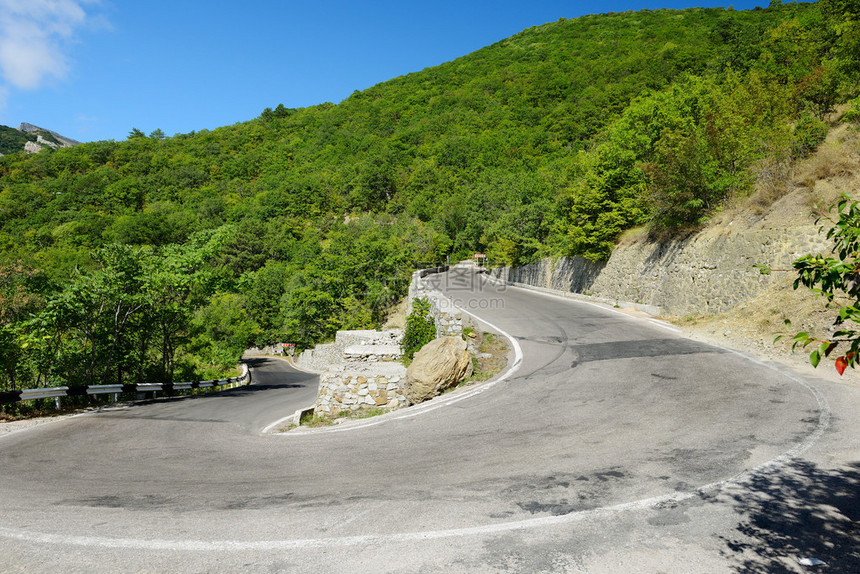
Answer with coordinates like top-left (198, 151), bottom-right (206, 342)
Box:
top-left (0, 0), bottom-right (770, 143)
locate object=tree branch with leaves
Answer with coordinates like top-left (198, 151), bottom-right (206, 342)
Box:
top-left (785, 195), bottom-right (860, 375)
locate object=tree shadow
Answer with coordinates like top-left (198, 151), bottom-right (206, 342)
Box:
top-left (720, 460), bottom-right (860, 572)
top-left (241, 357), bottom-right (275, 369)
top-left (126, 357), bottom-right (317, 405)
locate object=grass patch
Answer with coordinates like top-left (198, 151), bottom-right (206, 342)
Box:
top-left (299, 406), bottom-right (389, 427)
top-left (355, 407), bottom-right (386, 419)
top-left (460, 330), bottom-right (510, 386)
top-left (299, 410), bottom-right (334, 427)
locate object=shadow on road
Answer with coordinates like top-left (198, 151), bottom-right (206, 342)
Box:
top-left (242, 357), bottom-right (277, 368)
top-left (211, 382), bottom-right (306, 395)
top-left (720, 460), bottom-right (860, 572)
top-left (117, 357), bottom-right (316, 407)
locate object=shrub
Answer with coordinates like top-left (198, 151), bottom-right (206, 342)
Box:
top-left (792, 112), bottom-right (828, 158)
top-left (844, 96), bottom-right (860, 125)
top-left (402, 297), bottom-right (435, 360)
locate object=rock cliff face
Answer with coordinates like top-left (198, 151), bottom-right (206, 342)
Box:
top-left (17, 123), bottom-right (80, 147)
top-left (493, 122), bottom-right (859, 321)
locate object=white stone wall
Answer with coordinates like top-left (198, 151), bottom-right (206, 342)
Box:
top-left (245, 344), bottom-right (287, 356)
top-left (314, 363), bottom-right (407, 417)
top-left (407, 269), bottom-right (463, 338)
top-left (306, 267), bottom-right (466, 420)
top-left (296, 329), bottom-right (407, 418)
top-left (295, 329), bottom-right (403, 373)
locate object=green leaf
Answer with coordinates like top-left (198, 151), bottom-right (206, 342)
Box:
top-left (809, 349), bottom-right (821, 368)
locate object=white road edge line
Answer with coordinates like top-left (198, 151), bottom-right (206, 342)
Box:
top-left (0, 290), bottom-right (832, 551)
top-left (497, 279), bottom-right (682, 334)
top-left (275, 303), bottom-right (524, 435)
top-left (3, 270), bottom-right (830, 551)
top-left (260, 409), bottom-right (305, 435)
top-left (0, 358), bottom-right (830, 553)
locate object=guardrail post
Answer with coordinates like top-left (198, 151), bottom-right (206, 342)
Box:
top-left (54, 396), bottom-right (61, 410)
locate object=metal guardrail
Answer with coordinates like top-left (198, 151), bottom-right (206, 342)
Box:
top-left (0, 364), bottom-right (250, 406)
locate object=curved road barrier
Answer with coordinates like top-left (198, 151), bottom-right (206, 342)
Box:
top-left (0, 364), bottom-right (250, 405)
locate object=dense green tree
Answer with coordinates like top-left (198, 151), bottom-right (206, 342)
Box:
top-left (820, 0), bottom-right (860, 89)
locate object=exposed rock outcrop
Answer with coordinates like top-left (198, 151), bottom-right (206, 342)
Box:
top-left (489, 226), bottom-right (829, 318)
top-left (18, 123), bottom-right (80, 147)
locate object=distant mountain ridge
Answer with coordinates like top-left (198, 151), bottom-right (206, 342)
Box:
top-left (17, 123), bottom-right (80, 147)
top-left (0, 123), bottom-right (80, 156)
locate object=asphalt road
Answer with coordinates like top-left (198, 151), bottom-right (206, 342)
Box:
top-left (1, 267), bottom-right (859, 573)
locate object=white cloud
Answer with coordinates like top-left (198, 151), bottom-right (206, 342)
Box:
top-left (0, 0), bottom-right (94, 90)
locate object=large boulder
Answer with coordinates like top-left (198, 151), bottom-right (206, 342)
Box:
top-left (404, 336), bottom-right (473, 404)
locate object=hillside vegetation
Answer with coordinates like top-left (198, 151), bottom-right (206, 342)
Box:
top-left (1, 1), bottom-right (858, 396)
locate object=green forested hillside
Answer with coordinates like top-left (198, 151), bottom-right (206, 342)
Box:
top-left (1, 1), bottom-right (857, 393)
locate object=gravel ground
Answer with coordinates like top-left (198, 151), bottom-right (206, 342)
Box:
top-left (1, 402), bottom-right (151, 436)
top-left (1, 408), bottom-right (96, 436)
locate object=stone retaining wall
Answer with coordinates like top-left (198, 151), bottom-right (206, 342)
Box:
top-left (490, 225), bottom-right (830, 317)
top-left (313, 363), bottom-right (407, 417)
top-left (245, 344), bottom-right (286, 356)
top-left (296, 329), bottom-right (402, 373)
top-left (304, 269), bottom-right (468, 419)
top-left (407, 269), bottom-right (463, 338)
